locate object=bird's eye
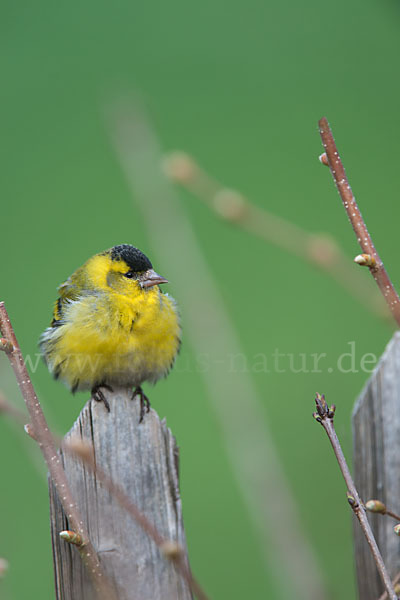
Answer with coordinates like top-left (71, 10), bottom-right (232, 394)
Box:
top-left (124, 271), bottom-right (135, 279)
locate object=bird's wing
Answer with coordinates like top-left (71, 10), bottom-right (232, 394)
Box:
top-left (50, 268), bottom-right (87, 327)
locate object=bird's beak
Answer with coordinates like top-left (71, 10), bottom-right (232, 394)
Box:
top-left (140, 269), bottom-right (169, 289)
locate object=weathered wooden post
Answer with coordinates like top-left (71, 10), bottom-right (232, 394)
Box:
top-left (49, 388), bottom-right (192, 600)
top-left (352, 332), bottom-right (400, 599)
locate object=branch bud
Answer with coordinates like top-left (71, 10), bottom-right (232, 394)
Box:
top-left (365, 499), bottom-right (387, 514)
top-left (347, 493), bottom-right (356, 508)
top-left (319, 153), bottom-right (329, 166)
top-left (315, 393), bottom-right (328, 418)
top-left (312, 411), bottom-right (321, 423)
top-left (161, 541), bottom-right (184, 561)
top-left (59, 530), bottom-right (84, 547)
top-left (0, 338), bottom-right (13, 354)
top-left (162, 152), bottom-right (197, 183)
top-left (24, 423), bottom-right (37, 441)
top-left (394, 524), bottom-right (400, 536)
top-left (354, 254), bottom-right (376, 268)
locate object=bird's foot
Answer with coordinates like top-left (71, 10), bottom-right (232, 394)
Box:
top-left (132, 386), bottom-right (151, 423)
top-left (91, 384), bottom-right (113, 412)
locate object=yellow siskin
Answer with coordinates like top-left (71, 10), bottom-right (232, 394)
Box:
top-left (39, 244), bottom-right (181, 418)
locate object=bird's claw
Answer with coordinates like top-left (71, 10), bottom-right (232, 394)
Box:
top-left (132, 386), bottom-right (151, 422)
top-left (91, 385), bottom-right (112, 412)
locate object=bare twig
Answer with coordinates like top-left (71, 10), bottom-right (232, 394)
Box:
top-left (0, 390), bottom-right (62, 445)
top-left (0, 390), bottom-right (28, 424)
top-left (162, 151), bottom-right (387, 319)
top-left (65, 437), bottom-right (210, 600)
top-left (313, 393), bottom-right (397, 600)
top-left (384, 510), bottom-right (400, 522)
top-left (0, 302), bottom-right (116, 600)
top-left (0, 558), bottom-right (9, 577)
top-left (318, 117), bottom-right (400, 327)
top-left (385, 510), bottom-right (400, 521)
top-left (379, 573), bottom-right (400, 600)
top-left (0, 390), bottom-right (51, 479)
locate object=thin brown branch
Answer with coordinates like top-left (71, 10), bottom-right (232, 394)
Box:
top-left (162, 151), bottom-right (388, 320)
top-left (65, 437), bottom-right (210, 600)
top-left (318, 117), bottom-right (400, 327)
top-left (0, 390), bottom-right (62, 446)
top-left (313, 393), bottom-right (397, 600)
top-left (0, 302), bottom-right (116, 600)
top-left (379, 573), bottom-right (400, 600)
top-left (388, 510), bottom-right (400, 522)
top-left (0, 390), bottom-right (53, 479)
top-left (0, 390), bottom-right (28, 425)
top-left (0, 558), bottom-right (9, 578)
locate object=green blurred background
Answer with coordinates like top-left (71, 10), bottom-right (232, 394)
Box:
top-left (1, 0), bottom-right (400, 598)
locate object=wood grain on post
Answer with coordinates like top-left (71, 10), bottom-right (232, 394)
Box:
top-left (352, 332), bottom-right (400, 600)
top-left (49, 388), bottom-right (192, 600)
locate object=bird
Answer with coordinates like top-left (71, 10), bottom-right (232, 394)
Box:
top-left (39, 244), bottom-right (181, 420)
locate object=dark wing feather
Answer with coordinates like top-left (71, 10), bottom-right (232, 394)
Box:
top-left (50, 271), bottom-right (84, 327)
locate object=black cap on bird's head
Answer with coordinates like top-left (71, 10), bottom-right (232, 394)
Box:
top-left (110, 244), bottom-right (153, 271)
top-left (109, 244), bottom-right (168, 288)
